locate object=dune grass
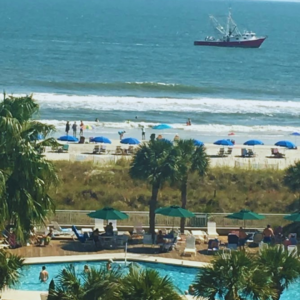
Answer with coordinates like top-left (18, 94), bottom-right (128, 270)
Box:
top-left (50, 160), bottom-right (295, 213)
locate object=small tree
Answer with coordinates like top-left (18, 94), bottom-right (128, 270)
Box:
top-left (129, 140), bottom-right (177, 235)
top-left (174, 140), bottom-right (209, 233)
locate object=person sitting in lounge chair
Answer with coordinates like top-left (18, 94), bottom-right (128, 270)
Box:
top-left (37, 229), bottom-right (54, 246)
top-left (105, 223), bottom-right (114, 236)
top-left (8, 228), bottom-right (21, 249)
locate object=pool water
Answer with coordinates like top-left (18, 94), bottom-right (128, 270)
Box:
top-left (14, 260), bottom-right (300, 298)
top-left (15, 260), bottom-right (199, 293)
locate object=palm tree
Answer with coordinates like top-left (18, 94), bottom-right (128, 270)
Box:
top-left (129, 140), bottom-right (177, 235)
top-left (115, 264), bottom-right (183, 300)
top-left (0, 249), bottom-right (24, 291)
top-left (258, 246), bottom-right (300, 300)
top-left (0, 94), bottom-right (59, 239)
top-left (193, 251), bottom-right (274, 300)
top-left (283, 161), bottom-right (300, 210)
top-left (174, 140), bottom-right (209, 233)
top-left (49, 264), bottom-right (122, 300)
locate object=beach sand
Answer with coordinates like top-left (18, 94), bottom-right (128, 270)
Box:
top-left (44, 139), bottom-right (300, 170)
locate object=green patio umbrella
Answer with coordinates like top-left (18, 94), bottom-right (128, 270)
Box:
top-left (155, 205), bottom-right (195, 228)
top-left (226, 209), bottom-right (265, 228)
top-left (87, 207), bottom-right (129, 220)
top-left (284, 212), bottom-right (300, 222)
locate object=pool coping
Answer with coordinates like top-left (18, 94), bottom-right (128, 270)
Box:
top-left (2, 253), bottom-right (208, 300)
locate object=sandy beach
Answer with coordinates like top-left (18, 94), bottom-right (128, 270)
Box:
top-left (43, 139), bottom-right (300, 170)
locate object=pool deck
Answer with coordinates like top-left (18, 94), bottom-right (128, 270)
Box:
top-left (3, 239), bottom-right (218, 300)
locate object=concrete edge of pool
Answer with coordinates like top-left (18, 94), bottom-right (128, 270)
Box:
top-left (2, 253), bottom-right (209, 300)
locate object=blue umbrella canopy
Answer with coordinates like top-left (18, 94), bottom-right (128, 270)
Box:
top-left (193, 139), bottom-right (204, 147)
top-left (158, 138), bottom-right (173, 144)
top-left (121, 138), bottom-right (140, 145)
top-left (291, 132), bottom-right (300, 136)
top-left (91, 136), bottom-right (111, 144)
top-left (243, 140), bottom-right (264, 146)
top-left (214, 139), bottom-right (234, 146)
top-left (153, 124), bottom-right (173, 130)
top-left (58, 135), bottom-right (79, 142)
top-left (275, 140), bottom-right (296, 149)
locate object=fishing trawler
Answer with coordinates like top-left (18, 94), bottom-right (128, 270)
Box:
top-left (194, 10), bottom-right (267, 48)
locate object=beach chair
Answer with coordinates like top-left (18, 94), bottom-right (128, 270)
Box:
top-left (227, 233), bottom-right (239, 250)
top-left (207, 239), bottom-right (219, 254)
top-left (94, 219), bottom-right (105, 232)
top-left (191, 230), bottom-right (207, 243)
top-left (241, 148), bottom-right (248, 157)
top-left (207, 222), bottom-right (219, 239)
top-left (217, 148), bottom-right (225, 157)
top-left (128, 146), bottom-right (134, 155)
top-left (114, 146), bottom-right (123, 155)
top-left (287, 245), bottom-right (298, 256)
top-left (51, 221), bottom-right (73, 237)
top-left (108, 220), bottom-right (118, 233)
top-left (62, 144), bottom-right (69, 152)
top-left (253, 232), bottom-right (263, 245)
top-left (226, 147), bottom-right (233, 155)
top-left (143, 234), bottom-right (155, 246)
top-left (93, 145), bottom-right (100, 154)
top-left (248, 149), bottom-right (255, 157)
top-left (100, 145), bottom-right (107, 154)
top-left (183, 235), bottom-right (196, 256)
top-left (71, 225), bottom-right (91, 246)
top-left (259, 241), bottom-right (268, 253)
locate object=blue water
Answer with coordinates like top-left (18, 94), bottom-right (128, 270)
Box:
top-left (1, 0), bottom-right (300, 139)
top-left (16, 261), bottom-right (199, 293)
top-left (15, 260), bottom-right (300, 299)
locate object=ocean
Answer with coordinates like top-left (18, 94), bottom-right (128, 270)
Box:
top-left (1, 0), bottom-right (300, 144)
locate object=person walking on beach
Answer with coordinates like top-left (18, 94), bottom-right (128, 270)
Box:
top-left (72, 122), bottom-right (77, 138)
top-left (118, 130), bottom-right (125, 140)
top-left (65, 121), bottom-right (70, 135)
top-left (80, 121), bottom-right (84, 136)
top-left (39, 266), bottom-right (49, 282)
top-left (141, 126), bottom-right (145, 140)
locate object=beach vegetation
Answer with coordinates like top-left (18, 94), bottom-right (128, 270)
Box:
top-left (129, 140), bottom-right (177, 235)
top-left (173, 140), bottom-right (209, 233)
top-left (0, 94), bottom-right (58, 239)
top-left (0, 249), bottom-right (24, 291)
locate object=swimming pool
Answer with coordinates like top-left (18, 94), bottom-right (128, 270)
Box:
top-left (15, 260), bottom-right (199, 293)
top-left (14, 260), bottom-right (300, 298)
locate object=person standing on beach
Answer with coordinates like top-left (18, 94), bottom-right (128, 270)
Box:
top-left (141, 126), bottom-right (145, 140)
top-left (72, 122), bottom-right (77, 138)
top-left (118, 131), bottom-right (125, 140)
top-left (262, 225), bottom-right (274, 243)
top-left (39, 266), bottom-right (49, 282)
top-left (80, 121), bottom-right (84, 136)
top-left (65, 121), bottom-right (70, 135)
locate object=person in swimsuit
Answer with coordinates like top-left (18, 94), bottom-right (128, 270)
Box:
top-left (39, 266), bottom-right (49, 282)
top-left (263, 225), bottom-right (274, 243)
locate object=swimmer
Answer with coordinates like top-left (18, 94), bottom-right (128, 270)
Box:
top-left (84, 265), bottom-right (90, 273)
top-left (39, 266), bottom-right (49, 282)
top-left (106, 259), bottom-right (113, 271)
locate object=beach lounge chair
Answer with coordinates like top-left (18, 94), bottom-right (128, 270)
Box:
top-left (143, 234), bottom-right (155, 246)
top-left (287, 245), bottom-right (298, 256)
top-left (227, 233), bottom-right (239, 250)
top-left (248, 149), bottom-right (255, 157)
top-left (241, 148), bottom-right (248, 157)
top-left (128, 146), bottom-right (134, 155)
top-left (183, 235), bottom-right (196, 256)
top-left (100, 145), bottom-right (107, 154)
top-left (207, 239), bottom-right (219, 254)
top-left (226, 148), bottom-right (233, 155)
top-left (62, 144), bottom-right (69, 152)
top-left (71, 225), bottom-right (89, 243)
top-left (51, 221), bottom-right (73, 236)
top-left (93, 145), bottom-right (100, 154)
top-left (217, 148), bottom-right (225, 157)
top-left (207, 222), bottom-right (219, 239)
top-left (114, 146), bottom-right (123, 155)
top-left (191, 230), bottom-right (207, 243)
top-left (271, 148), bottom-right (285, 158)
top-left (259, 241), bottom-right (268, 253)
top-left (95, 219), bottom-right (105, 232)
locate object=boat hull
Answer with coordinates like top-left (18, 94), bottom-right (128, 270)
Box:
top-left (194, 37), bottom-right (266, 48)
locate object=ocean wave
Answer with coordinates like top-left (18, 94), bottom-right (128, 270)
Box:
top-left (25, 93), bottom-right (300, 116)
top-left (39, 119), bottom-right (300, 134)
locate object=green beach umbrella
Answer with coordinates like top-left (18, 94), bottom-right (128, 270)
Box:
top-left (87, 207), bottom-right (129, 220)
top-left (155, 205), bottom-right (195, 218)
top-left (155, 205), bottom-right (195, 228)
top-left (226, 209), bottom-right (265, 228)
top-left (284, 212), bottom-right (300, 222)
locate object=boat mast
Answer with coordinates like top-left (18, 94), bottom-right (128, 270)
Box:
top-left (209, 15), bottom-right (226, 36)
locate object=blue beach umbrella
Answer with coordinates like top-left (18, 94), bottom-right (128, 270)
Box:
top-left (291, 132), bottom-right (300, 136)
top-left (214, 139), bottom-right (234, 146)
top-left (158, 138), bottom-right (173, 144)
top-left (121, 138), bottom-right (140, 145)
top-left (153, 124), bottom-right (173, 130)
top-left (58, 135), bottom-right (79, 142)
top-left (275, 140), bottom-right (296, 149)
top-left (243, 139), bottom-right (264, 146)
top-left (193, 139), bottom-right (204, 147)
top-left (91, 136), bottom-right (111, 144)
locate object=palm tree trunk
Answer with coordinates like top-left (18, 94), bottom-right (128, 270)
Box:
top-left (180, 182), bottom-right (187, 234)
top-left (149, 183), bottom-right (159, 238)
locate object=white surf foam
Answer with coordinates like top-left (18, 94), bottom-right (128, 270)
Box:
top-left (23, 93), bottom-right (300, 115)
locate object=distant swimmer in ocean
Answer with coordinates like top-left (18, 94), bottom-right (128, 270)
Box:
top-left (186, 118), bottom-right (192, 126)
top-left (95, 118), bottom-right (99, 122)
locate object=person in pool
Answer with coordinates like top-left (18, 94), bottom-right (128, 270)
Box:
top-left (106, 259), bottom-right (113, 271)
top-left (185, 285), bottom-right (195, 295)
top-left (84, 265), bottom-right (90, 273)
top-left (39, 266), bottom-right (49, 282)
